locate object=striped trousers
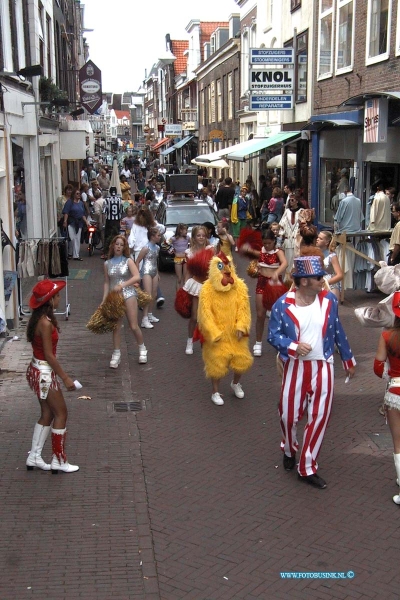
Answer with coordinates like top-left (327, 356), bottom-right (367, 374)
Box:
top-left (279, 358), bottom-right (334, 477)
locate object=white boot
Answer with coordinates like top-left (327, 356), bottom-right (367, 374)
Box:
top-left (110, 349), bottom-right (121, 368)
top-left (51, 428), bottom-right (79, 474)
top-left (26, 423), bottom-right (51, 471)
top-left (185, 338), bottom-right (193, 355)
top-left (393, 454), bottom-right (400, 504)
top-left (138, 345), bottom-right (148, 364)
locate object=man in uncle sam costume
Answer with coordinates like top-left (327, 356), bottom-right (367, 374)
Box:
top-left (268, 255), bottom-right (356, 490)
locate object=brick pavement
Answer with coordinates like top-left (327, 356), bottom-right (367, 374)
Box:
top-left (1, 247), bottom-right (399, 599)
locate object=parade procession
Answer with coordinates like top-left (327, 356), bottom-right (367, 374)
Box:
top-left (1, 0), bottom-right (400, 598)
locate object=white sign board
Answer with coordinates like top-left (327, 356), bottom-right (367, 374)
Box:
top-left (250, 48), bottom-right (294, 65)
top-left (165, 124), bottom-right (182, 136)
top-left (250, 68), bottom-right (294, 91)
top-left (250, 95), bottom-right (293, 111)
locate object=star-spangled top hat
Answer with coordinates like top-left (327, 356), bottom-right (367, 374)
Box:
top-left (292, 256), bottom-right (327, 278)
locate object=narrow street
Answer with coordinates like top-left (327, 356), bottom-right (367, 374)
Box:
top-left (0, 249), bottom-right (398, 600)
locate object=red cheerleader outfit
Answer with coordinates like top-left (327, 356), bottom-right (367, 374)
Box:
top-left (26, 320), bottom-right (60, 399)
top-left (256, 248), bottom-right (287, 310)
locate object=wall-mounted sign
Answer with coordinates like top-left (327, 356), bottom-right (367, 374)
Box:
top-left (165, 124), bottom-right (182, 136)
top-left (250, 68), bottom-right (294, 91)
top-left (183, 121), bottom-right (197, 131)
top-left (250, 48), bottom-right (294, 65)
top-left (250, 95), bottom-right (293, 111)
top-left (209, 129), bottom-right (225, 141)
top-left (364, 98), bottom-right (388, 143)
top-left (79, 60), bottom-right (102, 115)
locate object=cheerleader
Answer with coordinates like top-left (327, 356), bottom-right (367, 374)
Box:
top-left (241, 228), bottom-right (287, 357)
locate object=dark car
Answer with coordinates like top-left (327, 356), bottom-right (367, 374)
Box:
top-left (155, 196), bottom-right (218, 270)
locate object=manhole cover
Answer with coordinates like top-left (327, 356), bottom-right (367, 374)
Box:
top-left (113, 402), bottom-right (142, 413)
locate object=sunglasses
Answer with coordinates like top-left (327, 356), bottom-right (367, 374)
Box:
top-left (310, 276), bottom-right (323, 281)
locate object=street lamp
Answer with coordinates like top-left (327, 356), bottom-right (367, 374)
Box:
top-left (0, 64), bottom-right (43, 78)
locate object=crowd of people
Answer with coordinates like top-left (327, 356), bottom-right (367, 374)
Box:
top-left (24, 157), bottom-right (400, 504)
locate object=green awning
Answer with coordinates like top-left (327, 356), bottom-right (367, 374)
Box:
top-left (173, 135), bottom-right (194, 149)
top-left (224, 131), bottom-right (300, 162)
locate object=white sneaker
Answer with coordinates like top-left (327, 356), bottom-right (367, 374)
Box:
top-left (141, 317), bottom-right (154, 329)
top-left (230, 381), bottom-right (244, 398)
top-left (253, 342), bottom-right (262, 357)
top-left (138, 348), bottom-right (148, 364)
top-left (110, 350), bottom-right (121, 368)
top-left (185, 339), bottom-right (193, 355)
top-left (148, 313), bottom-right (160, 323)
top-left (211, 392), bottom-right (224, 405)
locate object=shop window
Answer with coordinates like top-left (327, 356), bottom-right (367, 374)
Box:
top-left (366, 0), bottom-right (391, 65)
top-left (336, 0), bottom-right (354, 73)
top-left (318, 0), bottom-right (334, 79)
top-left (216, 79), bottom-right (222, 122)
top-left (291, 0), bottom-right (301, 11)
top-left (227, 73), bottom-right (233, 120)
top-left (319, 159), bottom-right (354, 225)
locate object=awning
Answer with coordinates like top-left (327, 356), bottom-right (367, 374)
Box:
top-left (151, 137), bottom-right (170, 151)
top-left (191, 158), bottom-right (230, 170)
top-left (173, 135), bottom-right (194, 149)
top-left (303, 118), bottom-right (361, 132)
top-left (160, 146), bottom-right (176, 157)
top-left (339, 91), bottom-right (400, 107)
top-left (224, 131), bottom-right (300, 162)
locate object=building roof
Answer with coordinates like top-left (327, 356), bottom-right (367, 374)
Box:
top-left (171, 40), bottom-right (189, 76)
top-left (115, 110), bottom-right (130, 121)
top-left (200, 22), bottom-right (228, 49)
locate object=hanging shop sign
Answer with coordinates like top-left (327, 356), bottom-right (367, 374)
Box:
top-left (250, 95), bottom-right (293, 111)
top-left (209, 129), bottom-right (225, 142)
top-left (165, 124), bottom-right (182, 136)
top-left (79, 60), bottom-right (102, 115)
top-left (250, 68), bottom-right (294, 91)
top-left (250, 48), bottom-right (294, 65)
top-left (364, 98), bottom-right (388, 143)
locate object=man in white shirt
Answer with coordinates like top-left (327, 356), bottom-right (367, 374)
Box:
top-left (120, 166), bottom-right (131, 179)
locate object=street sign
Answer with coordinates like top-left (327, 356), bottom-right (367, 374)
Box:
top-left (250, 68), bottom-right (294, 91)
top-left (250, 48), bottom-right (294, 65)
top-left (165, 124), bottom-right (182, 136)
top-left (250, 95), bottom-right (293, 110)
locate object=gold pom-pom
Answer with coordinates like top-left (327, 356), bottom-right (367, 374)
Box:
top-left (100, 291), bottom-right (126, 321)
top-left (247, 259), bottom-right (259, 278)
top-left (86, 307), bottom-right (118, 334)
top-left (136, 288), bottom-right (152, 308)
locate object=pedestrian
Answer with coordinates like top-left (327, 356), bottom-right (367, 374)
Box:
top-left (278, 193), bottom-right (303, 275)
top-left (62, 188), bottom-right (89, 261)
top-left (388, 203), bottom-right (400, 265)
top-left (120, 175), bottom-right (132, 209)
top-left (183, 226), bottom-right (215, 355)
top-left (136, 227), bottom-right (161, 329)
top-left (103, 235), bottom-right (148, 367)
top-left (120, 204), bottom-right (137, 238)
top-left (315, 230), bottom-right (343, 300)
top-left (169, 223), bottom-right (190, 290)
top-left (268, 255), bottom-right (356, 489)
top-left (197, 252), bottom-right (253, 406)
top-left (240, 228), bottom-right (287, 357)
top-left (373, 291), bottom-right (400, 504)
top-left (102, 186), bottom-right (123, 258)
top-left (334, 185), bottom-right (364, 233)
top-left (266, 187), bottom-right (285, 224)
top-left (25, 279), bottom-right (79, 474)
top-left (56, 184), bottom-right (73, 233)
top-left (215, 177), bottom-right (235, 220)
top-left (368, 184), bottom-right (391, 231)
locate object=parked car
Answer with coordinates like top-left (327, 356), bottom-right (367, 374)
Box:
top-left (155, 196), bottom-right (218, 270)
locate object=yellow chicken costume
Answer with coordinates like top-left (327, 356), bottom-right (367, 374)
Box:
top-left (197, 252), bottom-right (253, 380)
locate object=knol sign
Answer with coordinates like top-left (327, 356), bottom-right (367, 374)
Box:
top-left (250, 68), bottom-right (294, 91)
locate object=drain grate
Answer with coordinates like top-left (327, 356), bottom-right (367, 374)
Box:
top-left (113, 401), bottom-right (142, 413)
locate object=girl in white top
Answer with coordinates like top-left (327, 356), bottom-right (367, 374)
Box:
top-left (316, 230), bottom-right (343, 300)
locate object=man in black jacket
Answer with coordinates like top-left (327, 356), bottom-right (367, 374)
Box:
top-left (215, 177), bottom-right (235, 219)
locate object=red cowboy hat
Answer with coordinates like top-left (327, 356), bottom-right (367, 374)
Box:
top-left (393, 291), bottom-right (400, 318)
top-left (29, 280), bottom-right (66, 309)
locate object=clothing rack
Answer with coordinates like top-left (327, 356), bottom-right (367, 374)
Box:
top-left (17, 237), bottom-right (71, 320)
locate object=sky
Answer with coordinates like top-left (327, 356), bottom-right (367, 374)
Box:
top-left (82, 0), bottom-right (238, 94)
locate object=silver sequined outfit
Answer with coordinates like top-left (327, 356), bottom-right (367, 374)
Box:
top-left (106, 257), bottom-right (137, 300)
top-left (141, 243), bottom-right (159, 277)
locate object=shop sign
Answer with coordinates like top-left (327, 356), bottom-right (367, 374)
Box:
top-left (250, 48), bottom-right (294, 65)
top-left (250, 95), bottom-right (293, 111)
top-left (79, 60), bottom-right (102, 115)
top-left (209, 129), bottom-right (225, 142)
top-left (165, 124), bottom-right (182, 136)
top-left (183, 121), bottom-right (197, 130)
top-left (250, 68), bottom-right (294, 91)
top-left (364, 98), bottom-right (388, 143)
